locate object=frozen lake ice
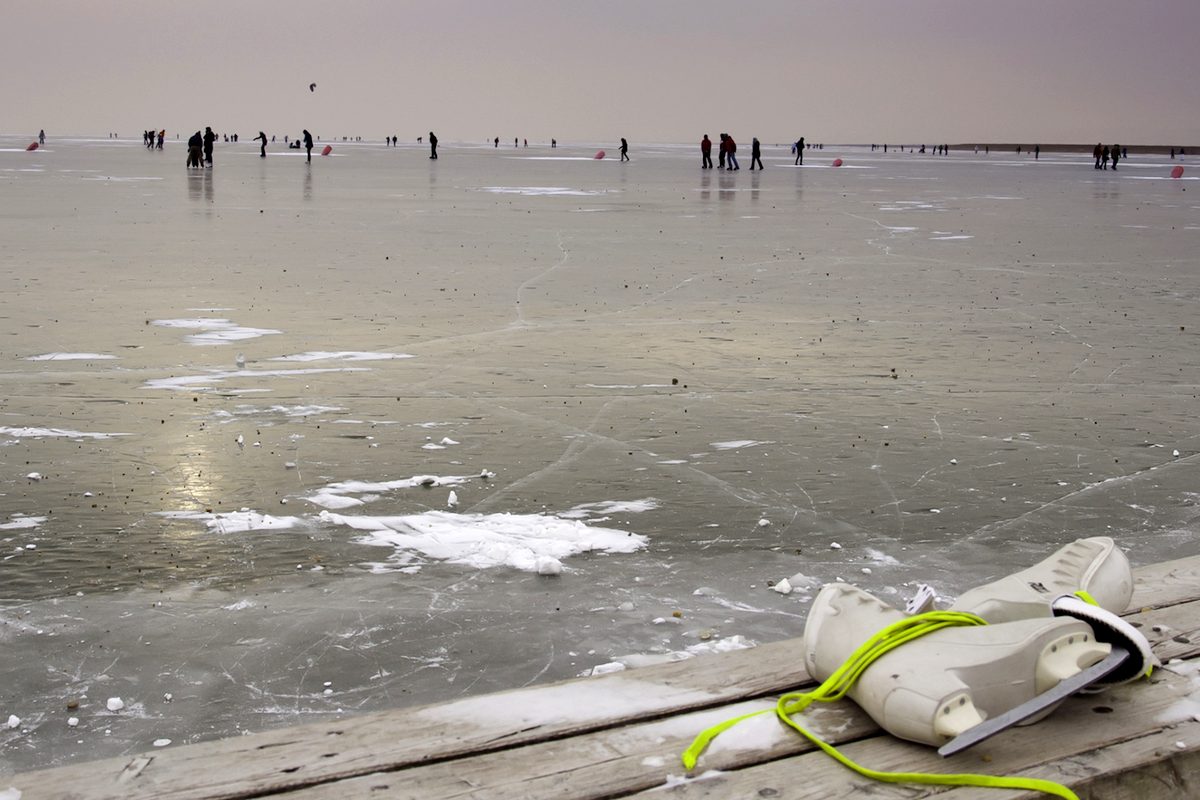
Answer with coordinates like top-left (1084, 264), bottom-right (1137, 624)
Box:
top-left (1, 135), bottom-right (1197, 772)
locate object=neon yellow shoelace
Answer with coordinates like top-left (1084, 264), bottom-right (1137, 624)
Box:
top-left (681, 610), bottom-right (1080, 800)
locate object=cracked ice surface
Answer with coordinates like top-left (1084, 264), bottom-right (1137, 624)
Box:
top-left (2, 138), bottom-right (1199, 773)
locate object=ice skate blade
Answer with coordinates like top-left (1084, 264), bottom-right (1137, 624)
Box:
top-left (937, 645), bottom-right (1129, 757)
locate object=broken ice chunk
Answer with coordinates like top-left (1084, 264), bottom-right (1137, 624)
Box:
top-left (535, 556), bottom-right (563, 575)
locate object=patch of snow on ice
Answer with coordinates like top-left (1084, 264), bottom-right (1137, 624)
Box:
top-left (305, 475), bottom-right (474, 509)
top-left (320, 509), bottom-right (647, 571)
top-left (710, 440), bottom-right (772, 450)
top-left (559, 498), bottom-right (660, 519)
top-left (151, 318), bottom-right (281, 345)
top-left (0, 426), bottom-right (128, 440)
top-left (864, 548), bottom-right (901, 566)
top-left (25, 352), bottom-right (117, 361)
top-left (0, 516), bottom-right (46, 531)
top-left (270, 351), bottom-right (414, 362)
top-left (158, 510), bottom-right (302, 534)
top-left (222, 600), bottom-right (256, 611)
top-left (144, 367), bottom-right (368, 391)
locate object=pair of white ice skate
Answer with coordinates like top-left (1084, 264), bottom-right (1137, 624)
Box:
top-left (802, 536), bottom-right (1155, 754)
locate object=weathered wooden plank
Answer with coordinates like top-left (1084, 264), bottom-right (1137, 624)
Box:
top-left (256, 601), bottom-right (1200, 800)
top-left (267, 697), bottom-right (865, 799)
top-left (1129, 554), bottom-right (1200, 610)
top-left (925, 726), bottom-right (1200, 799)
top-left (1126, 598), bottom-right (1200, 665)
top-left (624, 658), bottom-right (1200, 799)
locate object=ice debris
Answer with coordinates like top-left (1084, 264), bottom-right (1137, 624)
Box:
top-left (536, 555), bottom-right (564, 575)
top-left (321, 509), bottom-right (646, 572)
top-left (6, 715), bottom-right (19, 729)
top-left (106, 697), bottom-right (124, 712)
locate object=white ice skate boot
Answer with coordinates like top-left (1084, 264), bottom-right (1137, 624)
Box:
top-left (804, 582), bottom-right (1113, 747)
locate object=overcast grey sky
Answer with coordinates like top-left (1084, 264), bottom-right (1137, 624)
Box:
top-left (5, 0), bottom-right (1197, 144)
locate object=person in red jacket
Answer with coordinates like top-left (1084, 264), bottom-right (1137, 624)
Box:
top-left (725, 135), bottom-right (740, 170)
top-left (701, 134), bottom-right (712, 169)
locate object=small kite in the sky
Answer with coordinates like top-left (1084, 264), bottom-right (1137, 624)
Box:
top-left (309, 83), bottom-right (317, 93)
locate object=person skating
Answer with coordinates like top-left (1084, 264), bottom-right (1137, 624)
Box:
top-left (725, 135), bottom-right (739, 170)
top-left (795, 137), bottom-right (805, 165)
top-left (254, 131), bottom-right (267, 158)
top-left (186, 131), bottom-right (203, 169)
top-left (429, 131), bottom-right (438, 159)
top-left (700, 134), bottom-right (712, 169)
top-left (620, 137), bottom-right (629, 162)
top-left (303, 129), bottom-right (314, 162)
top-left (203, 126), bottom-right (216, 167)
top-left (750, 137), bottom-right (763, 170)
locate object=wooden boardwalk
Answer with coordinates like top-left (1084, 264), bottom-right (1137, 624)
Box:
top-left (8, 555), bottom-right (1199, 799)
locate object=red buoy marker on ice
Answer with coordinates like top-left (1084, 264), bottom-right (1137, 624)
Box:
top-left (26, 142), bottom-right (38, 151)
top-left (321, 145), bottom-right (333, 156)
top-left (594, 150), bottom-right (606, 160)
top-left (1171, 165), bottom-right (1185, 179)
top-left (832, 158), bottom-right (843, 167)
